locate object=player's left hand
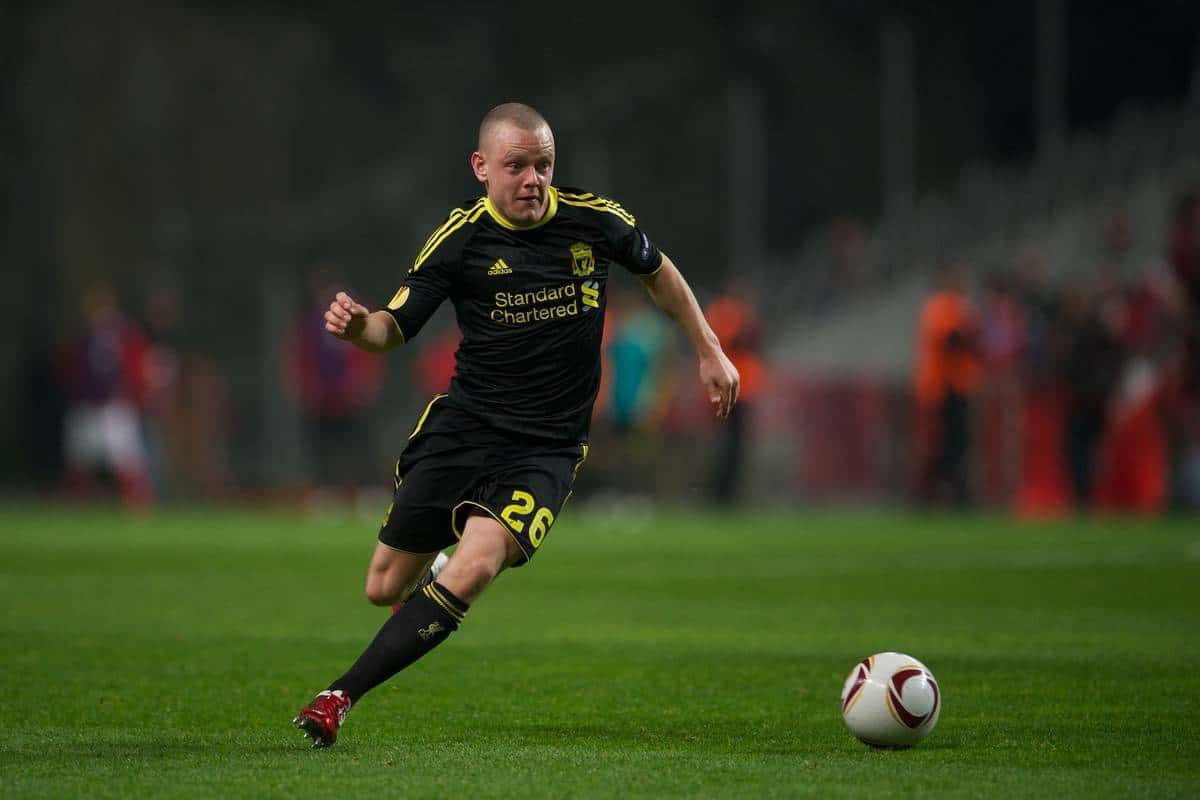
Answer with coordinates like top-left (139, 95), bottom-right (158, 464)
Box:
top-left (700, 350), bottom-right (739, 420)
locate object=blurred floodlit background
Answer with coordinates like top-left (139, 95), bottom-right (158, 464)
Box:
top-left (3, 1), bottom-right (1199, 515)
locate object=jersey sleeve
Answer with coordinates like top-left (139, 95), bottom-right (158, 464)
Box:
top-left (601, 202), bottom-right (663, 276)
top-left (383, 232), bottom-right (461, 342)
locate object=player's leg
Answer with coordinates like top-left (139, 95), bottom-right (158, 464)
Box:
top-left (364, 542), bottom-right (438, 606)
top-left (331, 513), bottom-right (514, 697)
top-left (434, 512), bottom-right (523, 602)
top-left (292, 515), bottom-right (513, 747)
top-left (368, 427), bottom-right (461, 608)
top-left (293, 419), bottom-right (585, 747)
top-left (294, 398), bottom-right (472, 746)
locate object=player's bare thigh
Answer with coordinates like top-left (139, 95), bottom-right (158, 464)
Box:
top-left (436, 512), bottom-right (524, 604)
top-left (364, 543), bottom-right (438, 606)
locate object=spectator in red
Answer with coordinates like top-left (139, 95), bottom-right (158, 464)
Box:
top-left (286, 268), bottom-right (386, 501)
top-left (58, 282), bottom-right (154, 510)
top-left (913, 264), bottom-right (981, 507)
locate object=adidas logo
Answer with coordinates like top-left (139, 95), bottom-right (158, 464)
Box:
top-left (487, 259), bottom-right (513, 276)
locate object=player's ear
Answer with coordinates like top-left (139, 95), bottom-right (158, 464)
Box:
top-left (470, 151), bottom-right (488, 184)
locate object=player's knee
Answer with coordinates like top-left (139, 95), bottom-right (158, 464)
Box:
top-left (438, 554), bottom-right (500, 601)
top-left (365, 587), bottom-right (390, 606)
top-left (364, 575), bottom-right (397, 606)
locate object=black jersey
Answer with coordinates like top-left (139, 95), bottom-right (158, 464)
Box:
top-left (385, 186), bottom-right (663, 441)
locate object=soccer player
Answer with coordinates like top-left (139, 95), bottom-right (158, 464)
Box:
top-left (292, 102), bottom-right (739, 747)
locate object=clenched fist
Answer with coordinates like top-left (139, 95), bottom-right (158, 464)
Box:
top-left (325, 291), bottom-right (371, 341)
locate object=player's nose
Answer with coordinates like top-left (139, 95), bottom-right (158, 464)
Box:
top-left (522, 166), bottom-right (544, 185)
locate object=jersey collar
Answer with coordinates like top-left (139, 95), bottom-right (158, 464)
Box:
top-left (484, 186), bottom-right (559, 231)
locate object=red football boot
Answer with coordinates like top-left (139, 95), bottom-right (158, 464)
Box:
top-left (293, 690), bottom-right (351, 748)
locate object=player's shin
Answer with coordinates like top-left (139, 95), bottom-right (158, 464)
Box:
top-left (328, 581), bottom-right (469, 703)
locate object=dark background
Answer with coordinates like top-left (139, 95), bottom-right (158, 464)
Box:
top-left (2, 0), bottom-right (1197, 488)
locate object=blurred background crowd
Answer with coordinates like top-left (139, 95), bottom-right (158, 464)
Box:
top-left (3, 1), bottom-right (1199, 515)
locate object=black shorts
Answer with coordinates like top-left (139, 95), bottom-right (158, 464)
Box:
top-left (379, 395), bottom-right (589, 566)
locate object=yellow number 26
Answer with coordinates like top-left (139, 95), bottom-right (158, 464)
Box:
top-left (499, 490), bottom-right (555, 548)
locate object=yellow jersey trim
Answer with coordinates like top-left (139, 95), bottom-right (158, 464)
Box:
top-left (483, 186), bottom-right (559, 231)
top-left (383, 311), bottom-right (407, 344)
top-left (408, 394), bottom-right (447, 440)
top-left (412, 200), bottom-right (486, 272)
top-left (556, 191), bottom-right (636, 227)
top-left (571, 442), bottom-right (589, 484)
top-left (450, 499), bottom-right (532, 561)
top-left (377, 541), bottom-right (442, 556)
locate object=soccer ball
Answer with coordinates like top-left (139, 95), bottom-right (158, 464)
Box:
top-left (840, 652), bottom-right (941, 747)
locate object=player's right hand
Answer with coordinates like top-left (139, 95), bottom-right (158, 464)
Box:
top-left (325, 291), bottom-right (371, 340)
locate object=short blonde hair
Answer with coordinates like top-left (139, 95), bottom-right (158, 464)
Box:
top-left (478, 102), bottom-right (551, 149)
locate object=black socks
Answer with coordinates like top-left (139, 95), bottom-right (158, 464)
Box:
top-left (329, 581), bottom-right (469, 703)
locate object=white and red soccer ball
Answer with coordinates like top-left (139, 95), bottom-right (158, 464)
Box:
top-left (840, 652), bottom-right (941, 747)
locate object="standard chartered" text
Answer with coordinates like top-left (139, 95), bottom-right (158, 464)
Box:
top-left (491, 282), bottom-right (580, 324)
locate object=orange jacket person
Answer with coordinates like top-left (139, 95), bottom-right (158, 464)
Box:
top-left (913, 266), bottom-right (981, 505)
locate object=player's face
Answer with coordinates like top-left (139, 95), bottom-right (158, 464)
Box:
top-left (472, 122), bottom-right (555, 225)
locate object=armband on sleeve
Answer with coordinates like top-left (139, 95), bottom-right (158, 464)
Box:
top-left (615, 226), bottom-right (663, 276)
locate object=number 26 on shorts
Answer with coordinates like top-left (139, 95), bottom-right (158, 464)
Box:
top-left (500, 490), bottom-right (555, 548)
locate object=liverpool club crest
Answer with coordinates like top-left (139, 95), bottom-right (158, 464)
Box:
top-left (569, 242), bottom-right (595, 277)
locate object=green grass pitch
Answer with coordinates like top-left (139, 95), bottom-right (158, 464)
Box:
top-left (1, 506), bottom-right (1197, 798)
